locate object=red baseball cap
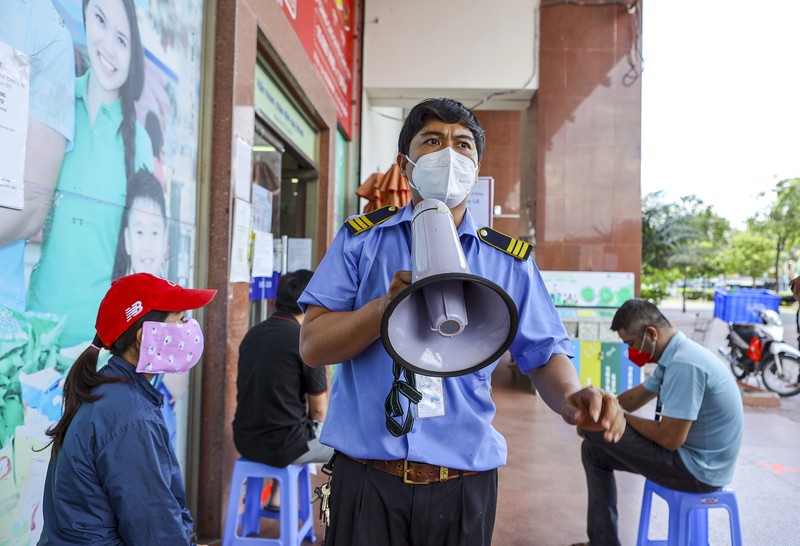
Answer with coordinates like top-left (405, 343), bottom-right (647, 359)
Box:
top-left (96, 273), bottom-right (217, 347)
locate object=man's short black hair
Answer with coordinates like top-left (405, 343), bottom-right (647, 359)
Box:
top-left (276, 269), bottom-right (313, 315)
top-left (611, 298), bottom-right (671, 334)
top-left (398, 98), bottom-right (485, 161)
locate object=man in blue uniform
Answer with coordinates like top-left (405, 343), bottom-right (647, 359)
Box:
top-left (298, 97), bottom-right (625, 546)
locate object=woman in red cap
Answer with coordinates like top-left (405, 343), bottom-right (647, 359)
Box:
top-left (38, 273), bottom-right (216, 545)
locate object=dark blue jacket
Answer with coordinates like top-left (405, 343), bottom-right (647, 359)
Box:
top-left (39, 357), bottom-right (194, 545)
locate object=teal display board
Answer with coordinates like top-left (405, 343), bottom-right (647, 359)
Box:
top-left (601, 342), bottom-right (622, 393)
top-left (570, 341), bottom-right (642, 394)
top-left (542, 271), bottom-right (635, 308)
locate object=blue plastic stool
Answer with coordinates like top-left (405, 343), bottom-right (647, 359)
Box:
top-left (223, 458), bottom-right (316, 546)
top-left (636, 479), bottom-right (742, 546)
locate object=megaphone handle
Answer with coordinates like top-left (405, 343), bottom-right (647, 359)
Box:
top-left (384, 362), bottom-right (423, 437)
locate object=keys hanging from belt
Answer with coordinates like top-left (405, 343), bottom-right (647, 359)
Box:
top-left (311, 452), bottom-right (336, 528)
top-left (312, 482), bottom-right (331, 527)
top-left (384, 361), bottom-right (423, 437)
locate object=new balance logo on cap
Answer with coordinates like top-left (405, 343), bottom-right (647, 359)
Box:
top-left (125, 301), bottom-right (144, 322)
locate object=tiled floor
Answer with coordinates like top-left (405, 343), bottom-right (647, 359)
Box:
top-left (242, 301), bottom-right (800, 545)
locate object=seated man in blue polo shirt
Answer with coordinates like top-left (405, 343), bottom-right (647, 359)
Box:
top-left (297, 97), bottom-right (626, 546)
top-left (575, 298), bottom-right (744, 546)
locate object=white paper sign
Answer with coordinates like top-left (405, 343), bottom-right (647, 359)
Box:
top-left (251, 229), bottom-right (274, 277)
top-left (251, 183), bottom-right (272, 233)
top-left (234, 137), bottom-right (252, 202)
top-left (0, 41), bottom-right (30, 210)
top-left (273, 236), bottom-right (285, 275)
top-left (229, 199), bottom-right (252, 283)
top-left (287, 238), bottom-right (312, 272)
top-left (467, 177), bottom-right (494, 228)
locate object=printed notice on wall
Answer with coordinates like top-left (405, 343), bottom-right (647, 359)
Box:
top-left (251, 183), bottom-right (272, 233)
top-left (234, 137), bottom-right (252, 202)
top-left (467, 177), bottom-right (494, 229)
top-left (251, 230), bottom-right (274, 277)
top-left (0, 41), bottom-right (30, 210)
top-left (230, 199), bottom-right (252, 283)
top-left (287, 238), bottom-right (312, 272)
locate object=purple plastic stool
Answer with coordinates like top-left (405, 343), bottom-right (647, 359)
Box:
top-left (636, 479), bottom-right (742, 546)
top-left (222, 458), bottom-right (316, 546)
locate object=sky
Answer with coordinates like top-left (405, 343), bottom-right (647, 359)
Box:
top-left (641, 1), bottom-right (800, 229)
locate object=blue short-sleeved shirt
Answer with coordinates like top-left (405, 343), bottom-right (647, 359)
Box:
top-left (643, 331), bottom-right (744, 486)
top-left (298, 204), bottom-right (573, 471)
top-left (0, 0), bottom-right (75, 311)
top-left (2, 0), bottom-right (75, 144)
top-left (39, 357), bottom-right (194, 545)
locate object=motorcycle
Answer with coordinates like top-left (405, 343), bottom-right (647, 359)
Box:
top-left (718, 308), bottom-right (800, 397)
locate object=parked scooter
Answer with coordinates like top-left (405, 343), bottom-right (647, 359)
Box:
top-left (718, 309), bottom-right (800, 396)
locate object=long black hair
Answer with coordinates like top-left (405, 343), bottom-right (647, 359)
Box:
top-left (82, 0), bottom-right (145, 178)
top-left (45, 309), bottom-right (168, 456)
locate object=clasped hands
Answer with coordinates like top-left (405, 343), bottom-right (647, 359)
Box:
top-left (562, 386), bottom-right (625, 443)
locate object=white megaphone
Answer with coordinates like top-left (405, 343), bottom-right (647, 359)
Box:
top-left (380, 199), bottom-right (519, 377)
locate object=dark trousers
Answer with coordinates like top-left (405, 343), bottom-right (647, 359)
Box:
top-left (581, 428), bottom-right (719, 546)
top-left (325, 453), bottom-right (498, 546)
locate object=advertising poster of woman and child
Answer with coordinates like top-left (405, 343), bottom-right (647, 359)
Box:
top-left (0, 0), bottom-right (205, 541)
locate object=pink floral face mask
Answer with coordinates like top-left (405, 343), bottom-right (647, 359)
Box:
top-left (136, 318), bottom-right (205, 374)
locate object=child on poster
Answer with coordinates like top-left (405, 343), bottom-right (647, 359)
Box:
top-left (112, 168), bottom-right (188, 448)
top-left (113, 168), bottom-right (168, 279)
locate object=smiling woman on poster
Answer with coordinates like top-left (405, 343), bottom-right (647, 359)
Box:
top-left (27, 0), bottom-right (153, 348)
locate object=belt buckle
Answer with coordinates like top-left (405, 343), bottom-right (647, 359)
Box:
top-left (402, 459), bottom-right (430, 485)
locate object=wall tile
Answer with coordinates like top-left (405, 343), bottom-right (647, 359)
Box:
top-left (536, 4), bottom-right (642, 281)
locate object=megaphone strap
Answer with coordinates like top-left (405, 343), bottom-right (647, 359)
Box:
top-left (384, 362), bottom-right (423, 437)
top-left (345, 205), bottom-right (400, 235)
top-left (477, 227), bottom-right (532, 261)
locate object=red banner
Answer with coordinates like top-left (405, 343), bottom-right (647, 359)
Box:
top-left (282, 0), bottom-right (356, 138)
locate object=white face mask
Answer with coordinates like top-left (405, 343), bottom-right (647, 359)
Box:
top-left (406, 147), bottom-right (478, 207)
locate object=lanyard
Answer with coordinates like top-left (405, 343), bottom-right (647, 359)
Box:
top-left (384, 361), bottom-right (423, 436)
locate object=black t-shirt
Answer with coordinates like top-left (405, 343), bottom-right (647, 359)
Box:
top-left (232, 311), bottom-right (327, 467)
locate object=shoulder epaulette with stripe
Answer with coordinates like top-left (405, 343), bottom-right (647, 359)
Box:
top-left (477, 227), bottom-right (532, 260)
top-left (344, 205), bottom-right (400, 235)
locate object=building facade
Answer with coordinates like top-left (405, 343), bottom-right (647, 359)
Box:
top-left (0, 0), bottom-right (640, 542)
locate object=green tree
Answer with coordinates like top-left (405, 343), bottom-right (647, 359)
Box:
top-left (722, 231), bottom-right (774, 284)
top-left (642, 193), bottom-right (730, 294)
top-left (642, 192), bottom-right (703, 270)
top-left (640, 264), bottom-right (678, 304)
top-left (668, 243), bottom-right (713, 312)
top-left (679, 196), bottom-right (730, 281)
top-left (759, 178), bottom-right (800, 286)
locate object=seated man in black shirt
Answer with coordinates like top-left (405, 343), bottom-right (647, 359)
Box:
top-left (233, 269), bottom-right (334, 509)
